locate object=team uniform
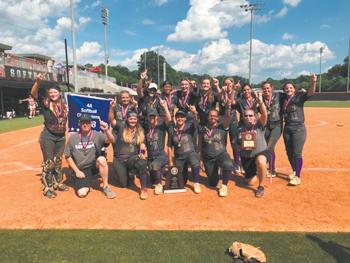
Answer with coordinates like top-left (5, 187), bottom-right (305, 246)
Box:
top-left (64, 130), bottom-right (105, 192)
top-left (138, 95), bottom-right (161, 128)
top-left (144, 120), bottom-right (169, 186)
top-left (112, 122), bottom-right (148, 189)
top-left (282, 91), bottom-right (312, 183)
top-left (175, 90), bottom-right (197, 122)
top-left (237, 122), bottom-right (270, 180)
top-left (113, 103), bottom-right (137, 124)
top-left (236, 96), bottom-right (259, 123)
top-left (199, 123), bottom-right (234, 188)
top-left (36, 94), bottom-right (68, 197)
top-left (263, 92), bottom-right (283, 175)
top-left (195, 91), bottom-right (218, 126)
top-left (159, 92), bottom-right (177, 119)
top-left (167, 121), bottom-right (200, 185)
top-left (219, 91), bottom-right (240, 170)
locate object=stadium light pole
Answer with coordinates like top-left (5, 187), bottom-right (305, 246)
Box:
top-left (70, 0), bottom-right (78, 92)
top-left (101, 6), bottom-right (109, 80)
top-left (319, 47), bottom-right (323, 93)
top-left (347, 37), bottom-right (350, 93)
top-left (144, 51), bottom-right (147, 70)
top-left (163, 62), bottom-right (166, 82)
top-left (157, 49), bottom-right (160, 85)
top-left (240, 3), bottom-right (262, 85)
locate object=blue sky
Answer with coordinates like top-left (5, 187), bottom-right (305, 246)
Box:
top-left (0, 0), bottom-right (349, 83)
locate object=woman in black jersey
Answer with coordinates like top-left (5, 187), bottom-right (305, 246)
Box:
top-left (30, 73), bottom-right (68, 198)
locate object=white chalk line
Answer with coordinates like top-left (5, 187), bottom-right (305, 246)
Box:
top-left (278, 167), bottom-right (350, 173)
top-left (0, 161), bottom-right (41, 175)
top-left (306, 120), bottom-right (328, 128)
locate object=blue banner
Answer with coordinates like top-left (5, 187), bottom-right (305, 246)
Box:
top-left (66, 93), bottom-right (110, 132)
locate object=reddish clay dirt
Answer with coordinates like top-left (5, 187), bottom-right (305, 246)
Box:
top-left (0, 108), bottom-right (349, 231)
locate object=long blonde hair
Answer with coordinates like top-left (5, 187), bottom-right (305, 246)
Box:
top-left (123, 124), bottom-right (145, 145)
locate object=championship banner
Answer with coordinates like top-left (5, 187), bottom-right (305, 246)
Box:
top-left (66, 93), bottom-right (110, 132)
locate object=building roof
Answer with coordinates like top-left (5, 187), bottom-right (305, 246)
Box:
top-left (0, 43), bottom-right (12, 51)
top-left (18, 53), bottom-right (53, 61)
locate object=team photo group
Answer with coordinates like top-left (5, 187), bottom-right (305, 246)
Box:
top-left (31, 69), bottom-right (317, 200)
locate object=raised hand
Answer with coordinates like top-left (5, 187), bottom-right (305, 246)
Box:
top-left (159, 98), bottom-right (168, 109)
top-left (99, 119), bottom-right (108, 131)
top-left (213, 78), bottom-right (219, 87)
top-left (140, 69), bottom-right (148, 80)
top-left (109, 97), bottom-right (116, 109)
top-left (311, 73), bottom-right (317, 83)
top-left (36, 72), bottom-right (46, 82)
top-left (188, 104), bottom-right (197, 114)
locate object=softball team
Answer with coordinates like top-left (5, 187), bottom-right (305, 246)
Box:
top-left (32, 71), bottom-right (317, 199)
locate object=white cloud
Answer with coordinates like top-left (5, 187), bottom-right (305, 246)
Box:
top-left (283, 0), bottom-right (302, 7)
top-left (297, 70), bottom-right (310, 76)
top-left (142, 18), bottom-right (156, 25)
top-left (124, 29), bottom-right (137, 36)
top-left (275, 7), bottom-right (288, 18)
top-left (76, 42), bottom-right (102, 62)
top-left (91, 0), bottom-right (102, 9)
top-left (154, 0), bottom-right (168, 6)
top-left (320, 24), bottom-right (331, 29)
top-left (167, 0), bottom-right (272, 42)
top-left (282, 33), bottom-right (295, 40)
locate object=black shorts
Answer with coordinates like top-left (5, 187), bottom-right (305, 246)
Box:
top-left (74, 167), bottom-right (98, 191)
top-left (241, 150), bottom-right (270, 179)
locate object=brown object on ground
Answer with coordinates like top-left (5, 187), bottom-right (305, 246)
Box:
top-left (0, 108), bottom-right (349, 231)
top-left (228, 241), bottom-right (266, 262)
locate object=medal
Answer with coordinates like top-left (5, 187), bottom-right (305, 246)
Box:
top-left (177, 143), bottom-right (181, 147)
top-left (200, 94), bottom-right (208, 109)
top-left (121, 105), bottom-right (129, 120)
top-left (208, 140), bottom-right (212, 144)
top-left (180, 92), bottom-right (189, 108)
top-left (165, 94), bottom-right (172, 109)
top-left (176, 125), bottom-right (184, 148)
top-left (80, 131), bottom-right (93, 154)
top-left (284, 95), bottom-right (295, 111)
top-left (245, 98), bottom-right (255, 109)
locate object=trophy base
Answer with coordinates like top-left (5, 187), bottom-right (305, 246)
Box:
top-left (164, 188), bottom-right (186, 194)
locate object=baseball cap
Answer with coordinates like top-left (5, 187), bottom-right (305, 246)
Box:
top-left (79, 114), bottom-right (92, 123)
top-left (147, 108), bottom-right (158, 117)
top-left (175, 110), bottom-right (187, 117)
top-left (148, 83), bottom-right (158, 91)
top-left (126, 111), bottom-right (138, 119)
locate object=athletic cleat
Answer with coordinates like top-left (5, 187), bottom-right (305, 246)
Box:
top-left (219, 185), bottom-right (228, 197)
top-left (288, 176), bottom-right (301, 186)
top-left (154, 183), bottom-right (163, 195)
top-left (193, 183), bottom-right (201, 194)
top-left (140, 188), bottom-right (149, 200)
top-left (255, 186), bottom-right (265, 198)
top-left (103, 186), bottom-right (116, 199)
top-left (288, 171), bottom-right (296, 180)
top-left (55, 183), bottom-right (68, 191)
top-left (44, 189), bottom-right (57, 199)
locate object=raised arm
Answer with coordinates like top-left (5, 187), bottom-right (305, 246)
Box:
top-left (100, 119), bottom-right (115, 144)
top-left (30, 73), bottom-right (46, 98)
top-left (188, 104), bottom-right (199, 127)
top-left (213, 78), bottom-right (222, 94)
top-left (137, 70), bottom-right (147, 97)
top-left (108, 98), bottom-right (117, 128)
top-left (308, 73), bottom-right (317, 96)
top-left (257, 92), bottom-right (267, 126)
top-left (159, 98), bottom-right (171, 126)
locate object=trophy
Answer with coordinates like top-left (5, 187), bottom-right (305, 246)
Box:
top-left (164, 166), bottom-right (186, 194)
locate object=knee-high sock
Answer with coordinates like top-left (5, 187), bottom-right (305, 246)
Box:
top-left (192, 166), bottom-right (200, 183)
top-left (139, 173), bottom-right (148, 188)
top-left (152, 170), bottom-right (161, 184)
top-left (269, 151), bottom-right (276, 173)
top-left (295, 156), bottom-right (303, 178)
top-left (222, 170), bottom-right (231, 185)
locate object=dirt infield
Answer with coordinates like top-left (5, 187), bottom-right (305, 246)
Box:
top-left (0, 108), bottom-right (349, 231)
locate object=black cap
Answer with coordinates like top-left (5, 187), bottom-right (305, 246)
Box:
top-left (126, 111), bottom-right (138, 119)
top-left (175, 110), bottom-right (187, 117)
top-left (79, 114), bottom-right (92, 123)
top-left (49, 84), bottom-right (61, 92)
top-left (147, 108), bottom-right (158, 117)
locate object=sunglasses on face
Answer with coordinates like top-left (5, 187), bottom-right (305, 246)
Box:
top-left (244, 114), bottom-right (254, 117)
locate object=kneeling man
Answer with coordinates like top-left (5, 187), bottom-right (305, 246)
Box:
top-left (238, 92), bottom-right (269, 198)
top-left (64, 114), bottom-right (116, 199)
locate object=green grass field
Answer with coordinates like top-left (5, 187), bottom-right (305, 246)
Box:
top-left (0, 115), bottom-right (44, 133)
top-left (0, 231), bottom-right (349, 262)
top-left (305, 100), bottom-right (350, 107)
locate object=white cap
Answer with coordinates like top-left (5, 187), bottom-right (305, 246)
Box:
top-left (148, 83), bottom-right (158, 90)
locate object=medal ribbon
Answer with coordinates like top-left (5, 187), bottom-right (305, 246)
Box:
top-left (206, 124), bottom-right (216, 139)
top-left (176, 126), bottom-right (184, 144)
top-left (246, 98), bottom-right (254, 109)
top-left (181, 92), bottom-right (189, 108)
top-left (54, 103), bottom-right (62, 118)
top-left (80, 131), bottom-right (93, 150)
top-left (121, 105), bottom-right (129, 120)
top-left (201, 94), bottom-right (208, 108)
top-left (283, 95), bottom-right (295, 111)
top-left (165, 94), bottom-right (172, 109)
top-left (148, 127), bottom-right (155, 141)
